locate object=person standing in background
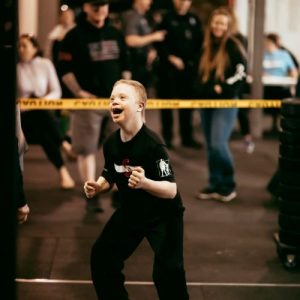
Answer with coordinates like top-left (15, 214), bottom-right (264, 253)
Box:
top-left (156, 0), bottom-right (203, 149)
top-left (195, 7), bottom-right (247, 202)
top-left (263, 33), bottom-right (298, 134)
top-left (59, 0), bottom-right (131, 212)
top-left (121, 0), bottom-right (166, 96)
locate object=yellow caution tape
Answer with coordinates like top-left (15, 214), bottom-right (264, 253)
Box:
top-left (19, 98), bottom-right (282, 110)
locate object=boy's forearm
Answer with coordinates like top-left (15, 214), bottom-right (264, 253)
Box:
top-left (142, 179), bottom-right (177, 199)
top-left (96, 176), bottom-right (113, 193)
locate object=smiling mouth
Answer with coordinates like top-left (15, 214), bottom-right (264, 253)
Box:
top-left (112, 108), bottom-right (123, 114)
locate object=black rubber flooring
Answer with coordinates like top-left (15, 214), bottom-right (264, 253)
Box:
top-left (16, 110), bottom-right (300, 300)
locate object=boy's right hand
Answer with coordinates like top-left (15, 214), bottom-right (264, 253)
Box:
top-left (84, 181), bottom-right (100, 198)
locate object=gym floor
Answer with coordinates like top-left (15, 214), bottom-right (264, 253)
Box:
top-left (16, 110), bottom-right (300, 300)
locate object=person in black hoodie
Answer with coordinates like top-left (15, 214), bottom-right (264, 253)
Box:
top-left (195, 7), bottom-right (247, 202)
top-left (59, 0), bottom-right (131, 212)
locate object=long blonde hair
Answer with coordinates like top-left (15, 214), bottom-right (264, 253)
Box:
top-left (199, 7), bottom-right (244, 82)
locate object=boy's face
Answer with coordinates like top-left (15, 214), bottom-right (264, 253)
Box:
top-left (109, 83), bottom-right (143, 124)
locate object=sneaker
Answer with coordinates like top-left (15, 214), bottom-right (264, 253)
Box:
top-left (214, 190), bottom-right (237, 203)
top-left (244, 140), bottom-right (255, 154)
top-left (196, 187), bottom-right (219, 200)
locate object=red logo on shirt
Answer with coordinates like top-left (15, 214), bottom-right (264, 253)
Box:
top-left (58, 52), bottom-right (73, 61)
top-left (122, 159), bottom-right (132, 178)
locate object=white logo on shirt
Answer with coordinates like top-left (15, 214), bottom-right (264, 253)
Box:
top-left (88, 40), bottom-right (120, 62)
top-left (157, 159), bottom-right (172, 177)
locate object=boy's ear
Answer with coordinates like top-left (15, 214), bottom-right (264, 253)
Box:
top-left (137, 102), bottom-right (144, 112)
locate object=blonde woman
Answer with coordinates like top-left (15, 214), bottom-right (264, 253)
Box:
top-left (196, 7), bottom-right (247, 202)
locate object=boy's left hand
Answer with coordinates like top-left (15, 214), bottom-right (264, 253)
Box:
top-left (128, 167), bottom-right (145, 189)
top-left (18, 204), bottom-right (30, 224)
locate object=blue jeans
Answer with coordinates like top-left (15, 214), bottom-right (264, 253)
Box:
top-left (200, 108), bottom-right (238, 193)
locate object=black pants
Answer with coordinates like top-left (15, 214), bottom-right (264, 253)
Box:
top-left (238, 108), bottom-right (251, 136)
top-left (157, 68), bottom-right (196, 145)
top-left (21, 110), bottom-right (64, 169)
top-left (161, 109), bottom-right (193, 145)
top-left (90, 209), bottom-right (189, 300)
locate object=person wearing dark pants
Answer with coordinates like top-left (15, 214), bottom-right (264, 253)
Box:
top-left (156, 0), bottom-right (203, 149)
top-left (84, 79), bottom-right (189, 300)
top-left (195, 7), bottom-right (247, 202)
top-left (91, 208), bottom-right (187, 300)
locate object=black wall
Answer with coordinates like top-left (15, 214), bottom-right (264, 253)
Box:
top-left (1, 0), bottom-right (18, 298)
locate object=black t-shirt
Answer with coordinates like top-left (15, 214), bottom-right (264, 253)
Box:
top-left (102, 124), bottom-right (184, 224)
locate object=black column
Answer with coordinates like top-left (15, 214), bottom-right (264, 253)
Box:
top-left (274, 98), bottom-right (300, 270)
top-left (1, 0), bottom-right (18, 299)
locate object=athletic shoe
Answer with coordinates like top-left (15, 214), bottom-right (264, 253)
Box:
top-left (214, 190), bottom-right (237, 203)
top-left (196, 187), bottom-right (219, 200)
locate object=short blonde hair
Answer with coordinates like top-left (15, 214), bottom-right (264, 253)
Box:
top-left (113, 79), bottom-right (147, 107)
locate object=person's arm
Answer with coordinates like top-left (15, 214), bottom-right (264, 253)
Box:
top-left (58, 30), bottom-right (95, 98)
top-left (289, 68), bottom-right (298, 78)
top-left (44, 59), bottom-right (62, 99)
top-left (122, 11), bottom-right (166, 48)
top-left (128, 166), bottom-right (177, 199)
top-left (125, 31), bottom-right (166, 48)
top-left (117, 30), bottom-right (132, 80)
top-left (283, 51), bottom-right (299, 78)
top-left (15, 137), bottom-right (30, 224)
top-left (218, 40), bottom-right (247, 98)
top-left (84, 176), bottom-right (113, 198)
top-left (84, 143), bottom-right (115, 198)
top-left (62, 73), bottom-right (96, 98)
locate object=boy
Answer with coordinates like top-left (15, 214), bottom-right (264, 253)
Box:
top-left (84, 79), bottom-right (189, 300)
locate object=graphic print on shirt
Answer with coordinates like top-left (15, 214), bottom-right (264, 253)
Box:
top-left (114, 158), bottom-right (134, 178)
top-left (156, 159), bottom-right (172, 177)
top-left (88, 40), bottom-right (120, 61)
